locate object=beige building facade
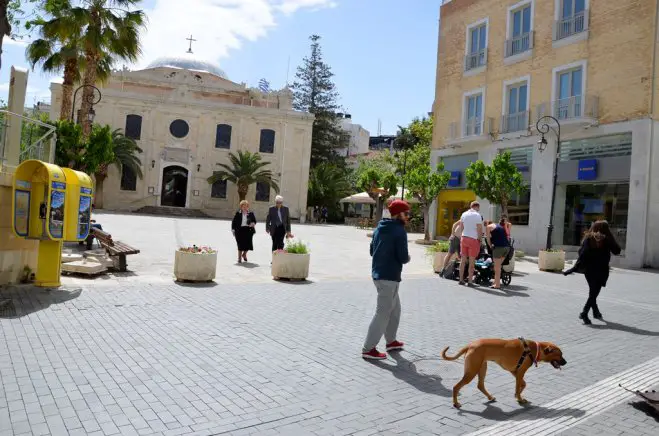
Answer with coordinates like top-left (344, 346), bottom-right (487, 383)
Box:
top-left (49, 53), bottom-right (314, 221)
top-left (430, 0), bottom-right (659, 268)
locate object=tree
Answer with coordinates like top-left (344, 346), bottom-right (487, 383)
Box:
top-left (1, 0), bottom-right (42, 71)
top-left (26, 4), bottom-right (112, 120)
top-left (70, 0), bottom-right (145, 137)
top-left (94, 128), bottom-right (142, 208)
top-left (307, 162), bottom-right (352, 209)
top-left (354, 151), bottom-right (398, 222)
top-left (291, 34), bottom-right (349, 167)
top-left (206, 150), bottom-right (279, 202)
top-left (464, 151), bottom-right (527, 216)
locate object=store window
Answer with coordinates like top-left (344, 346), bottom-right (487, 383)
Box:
top-left (562, 183), bottom-right (628, 249)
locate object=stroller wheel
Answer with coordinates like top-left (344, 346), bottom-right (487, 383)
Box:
top-left (502, 273), bottom-right (512, 286)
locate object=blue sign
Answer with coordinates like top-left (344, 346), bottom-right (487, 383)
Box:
top-left (516, 165), bottom-right (530, 173)
top-left (448, 171), bottom-right (461, 187)
top-left (80, 187), bottom-right (92, 195)
top-left (51, 181), bottom-right (66, 190)
top-left (578, 159), bottom-right (597, 181)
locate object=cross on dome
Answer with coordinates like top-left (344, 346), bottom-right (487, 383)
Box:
top-left (186, 35), bottom-right (197, 54)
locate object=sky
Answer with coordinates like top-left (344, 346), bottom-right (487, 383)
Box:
top-left (0, 0), bottom-right (440, 136)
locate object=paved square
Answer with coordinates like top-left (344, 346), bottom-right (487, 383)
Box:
top-left (1, 213), bottom-right (658, 435)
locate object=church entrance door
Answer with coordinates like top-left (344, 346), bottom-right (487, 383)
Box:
top-left (161, 166), bottom-right (188, 208)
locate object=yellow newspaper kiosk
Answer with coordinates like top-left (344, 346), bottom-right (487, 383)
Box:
top-left (12, 160), bottom-right (94, 287)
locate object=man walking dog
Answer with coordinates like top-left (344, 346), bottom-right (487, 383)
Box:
top-left (362, 200), bottom-right (411, 360)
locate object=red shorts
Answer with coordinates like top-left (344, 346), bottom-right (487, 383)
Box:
top-left (461, 237), bottom-right (480, 258)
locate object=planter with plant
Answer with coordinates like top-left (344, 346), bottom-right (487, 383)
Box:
top-left (272, 239), bottom-right (311, 280)
top-left (426, 241), bottom-right (450, 273)
top-left (174, 245), bottom-right (218, 282)
top-left (538, 248), bottom-right (566, 272)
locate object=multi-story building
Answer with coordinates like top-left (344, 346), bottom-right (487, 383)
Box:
top-left (337, 114), bottom-right (370, 157)
top-left (430, 0), bottom-right (659, 268)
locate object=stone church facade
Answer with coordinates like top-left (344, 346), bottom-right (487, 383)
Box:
top-left (49, 53), bottom-right (314, 220)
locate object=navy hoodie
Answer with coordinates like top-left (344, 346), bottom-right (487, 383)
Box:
top-left (370, 218), bottom-right (410, 282)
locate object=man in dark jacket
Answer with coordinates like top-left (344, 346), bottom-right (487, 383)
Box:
top-left (266, 195), bottom-right (292, 251)
top-left (362, 200), bottom-right (411, 360)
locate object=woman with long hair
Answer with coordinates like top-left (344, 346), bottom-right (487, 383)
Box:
top-left (485, 217), bottom-right (511, 289)
top-left (564, 220), bottom-right (621, 324)
top-left (232, 200), bottom-right (257, 263)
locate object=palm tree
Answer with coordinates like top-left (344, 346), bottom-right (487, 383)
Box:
top-left (94, 128), bottom-right (143, 208)
top-left (207, 150), bottom-right (279, 202)
top-left (71, 0), bottom-right (145, 137)
top-left (307, 162), bottom-right (352, 208)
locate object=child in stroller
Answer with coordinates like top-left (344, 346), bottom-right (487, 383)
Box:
top-left (444, 238), bottom-right (514, 286)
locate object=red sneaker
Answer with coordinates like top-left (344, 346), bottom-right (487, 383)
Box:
top-left (362, 348), bottom-right (387, 360)
top-left (386, 341), bottom-right (404, 351)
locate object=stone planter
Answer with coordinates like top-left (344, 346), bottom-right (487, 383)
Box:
top-left (433, 252), bottom-right (448, 273)
top-left (272, 252), bottom-right (310, 280)
top-left (174, 250), bottom-right (217, 282)
top-left (503, 256), bottom-right (515, 273)
top-left (538, 250), bottom-right (565, 272)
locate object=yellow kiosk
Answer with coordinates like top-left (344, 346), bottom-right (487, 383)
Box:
top-left (12, 160), bottom-right (94, 287)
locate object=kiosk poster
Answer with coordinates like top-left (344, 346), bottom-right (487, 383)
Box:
top-left (49, 190), bottom-right (65, 238)
top-left (14, 190), bottom-right (30, 236)
top-left (77, 196), bottom-right (92, 239)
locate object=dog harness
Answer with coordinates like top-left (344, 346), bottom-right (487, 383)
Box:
top-left (515, 337), bottom-right (540, 374)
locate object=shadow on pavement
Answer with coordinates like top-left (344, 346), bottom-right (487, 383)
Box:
top-left (472, 286), bottom-right (530, 298)
top-left (587, 320), bottom-right (659, 336)
top-left (630, 401), bottom-right (659, 421)
top-left (367, 352), bottom-right (452, 397)
top-left (0, 286), bottom-right (82, 319)
top-left (457, 401), bottom-right (586, 421)
top-left (173, 281), bottom-right (219, 288)
top-left (236, 262), bottom-right (260, 269)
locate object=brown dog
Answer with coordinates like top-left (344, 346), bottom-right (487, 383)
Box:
top-left (441, 338), bottom-right (566, 408)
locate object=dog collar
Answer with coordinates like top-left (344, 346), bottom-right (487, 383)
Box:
top-left (515, 337), bottom-right (538, 373)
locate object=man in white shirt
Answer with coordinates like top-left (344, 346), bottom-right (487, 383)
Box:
top-left (457, 201), bottom-right (484, 286)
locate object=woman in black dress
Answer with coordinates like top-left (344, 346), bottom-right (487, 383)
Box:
top-left (564, 220), bottom-right (621, 324)
top-left (232, 200), bottom-right (256, 263)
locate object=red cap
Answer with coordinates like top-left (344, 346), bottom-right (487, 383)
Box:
top-left (388, 200), bottom-right (410, 217)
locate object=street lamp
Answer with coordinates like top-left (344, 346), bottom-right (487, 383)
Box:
top-left (71, 84), bottom-right (102, 123)
top-left (536, 115), bottom-right (561, 251)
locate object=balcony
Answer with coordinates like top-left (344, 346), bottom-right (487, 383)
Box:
top-left (464, 49), bottom-right (487, 73)
top-left (536, 95), bottom-right (599, 128)
top-left (553, 10), bottom-right (589, 42)
top-left (500, 111), bottom-right (530, 134)
top-left (505, 31), bottom-right (534, 60)
top-left (446, 117), bottom-right (494, 146)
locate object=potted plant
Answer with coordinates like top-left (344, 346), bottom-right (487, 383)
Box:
top-left (174, 245), bottom-right (218, 282)
top-left (538, 248), bottom-right (566, 272)
top-left (272, 239), bottom-right (311, 280)
top-left (427, 241), bottom-right (450, 273)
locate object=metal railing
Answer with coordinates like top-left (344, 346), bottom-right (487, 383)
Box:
top-left (464, 48), bottom-right (487, 71)
top-left (447, 117), bottom-right (493, 140)
top-left (0, 110), bottom-right (57, 165)
top-left (553, 10), bottom-right (589, 41)
top-left (536, 95), bottom-right (599, 122)
top-left (505, 31), bottom-right (534, 57)
top-left (500, 111), bottom-right (530, 133)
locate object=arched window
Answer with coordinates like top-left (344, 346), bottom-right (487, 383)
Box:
top-left (259, 129), bottom-right (275, 153)
top-left (120, 166), bottom-right (137, 191)
top-left (125, 114), bottom-right (142, 140)
top-left (215, 124), bottom-right (232, 149)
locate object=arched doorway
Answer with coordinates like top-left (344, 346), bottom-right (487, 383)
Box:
top-left (161, 165), bottom-right (188, 208)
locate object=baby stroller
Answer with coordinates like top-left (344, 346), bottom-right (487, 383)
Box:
top-left (446, 238), bottom-right (514, 286)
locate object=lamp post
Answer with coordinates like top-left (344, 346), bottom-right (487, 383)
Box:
top-left (71, 85), bottom-right (102, 124)
top-left (535, 115), bottom-right (561, 251)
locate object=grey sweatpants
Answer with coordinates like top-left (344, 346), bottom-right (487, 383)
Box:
top-left (363, 280), bottom-right (401, 352)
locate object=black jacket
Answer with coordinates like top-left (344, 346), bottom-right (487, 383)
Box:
top-left (567, 235), bottom-right (621, 286)
top-left (232, 211), bottom-right (256, 232)
top-left (265, 206), bottom-right (291, 233)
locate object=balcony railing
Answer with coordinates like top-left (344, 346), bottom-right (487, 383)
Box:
top-left (536, 95), bottom-right (599, 122)
top-left (553, 10), bottom-right (589, 41)
top-left (448, 117), bottom-right (493, 141)
top-left (505, 31), bottom-right (534, 58)
top-left (500, 111), bottom-right (530, 134)
top-left (464, 49), bottom-right (487, 71)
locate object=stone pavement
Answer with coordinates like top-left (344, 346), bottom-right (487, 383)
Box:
top-left (1, 214), bottom-right (658, 435)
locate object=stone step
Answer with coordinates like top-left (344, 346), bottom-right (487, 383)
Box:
top-left (133, 206), bottom-right (211, 218)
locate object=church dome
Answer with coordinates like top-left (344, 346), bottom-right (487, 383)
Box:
top-left (146, 52), bottom-right (228, 79)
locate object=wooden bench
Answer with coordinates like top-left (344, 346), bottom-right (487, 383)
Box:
top-left (91, 228), bottom-right (140, 272)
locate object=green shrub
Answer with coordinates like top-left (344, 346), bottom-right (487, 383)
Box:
top-left (426, 240), bottom-right (450, 255)
top-left (285, 239), bottom-right (309, 254)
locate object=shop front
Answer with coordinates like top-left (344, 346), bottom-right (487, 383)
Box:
top-left (552, 133), bottom-right (632, 249)
top-left (435, 153), bottom-right (477, 238)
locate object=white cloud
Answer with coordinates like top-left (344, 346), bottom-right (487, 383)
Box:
top-left (2, 35), bottom-right (29, 47)
top-left (135, 0), bottom-right (336, 69)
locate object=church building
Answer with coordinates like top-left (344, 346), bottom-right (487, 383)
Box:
top-left (49, 44), bottom-right (314, 221)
